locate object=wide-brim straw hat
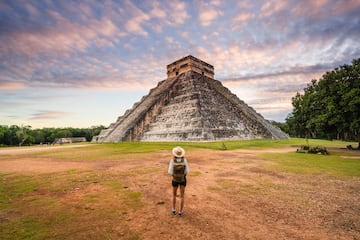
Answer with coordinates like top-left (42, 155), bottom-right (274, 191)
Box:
top-left (172, 146), bottom-right (185, 158)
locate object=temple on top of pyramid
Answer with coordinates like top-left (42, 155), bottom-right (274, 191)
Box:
top-left (92, 55), bottom-right (288, 142)
top-left (167, 55), bottom-right (214, 78)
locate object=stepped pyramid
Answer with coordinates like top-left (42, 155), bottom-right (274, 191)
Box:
top-left (93, 55), bottom-right (288, 142)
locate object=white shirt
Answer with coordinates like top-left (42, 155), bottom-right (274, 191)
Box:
top-left (168, 158), bottom-right (190, 175)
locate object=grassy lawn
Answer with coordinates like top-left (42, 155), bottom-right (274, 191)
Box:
top-left (260, 152), bottom-right (360, 177)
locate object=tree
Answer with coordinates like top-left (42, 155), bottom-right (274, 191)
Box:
top-left (287, 58), bottom-right (360, 148)
top-left (16, 125), bottom-right (32, 146)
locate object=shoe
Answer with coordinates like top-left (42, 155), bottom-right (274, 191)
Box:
top-left (178, 211), bottom-right (184, 217)
top-left (171, 209), bottom-right (176, 215)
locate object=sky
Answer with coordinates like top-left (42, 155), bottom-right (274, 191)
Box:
top-left (1, 0), bottom-right (360, 129)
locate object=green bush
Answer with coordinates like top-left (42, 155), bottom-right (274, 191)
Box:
top-left (297, 145), bottom-right (328, 155)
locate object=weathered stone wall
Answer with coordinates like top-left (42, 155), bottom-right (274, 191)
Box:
top-left (167, 55), bottom-right (214, 79)
top-left (54, 137), bottom-right (87, 144)
top-left (208, 79), bottom-right (288, 140)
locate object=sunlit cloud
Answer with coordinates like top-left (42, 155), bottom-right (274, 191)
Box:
top-left (169, 1), bottom-right (190, 24)
top-left (29, 110), bottom-right (73, 120)
top-left (123, 2), bottom-right (150, 36)
top-left (259, 0), bottom-right (289, 18)
top-left (0, 80), bottom-right (27, 90)
top-left (197, 0), bottom-right (223, 26)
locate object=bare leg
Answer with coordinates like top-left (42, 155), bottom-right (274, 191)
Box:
top-left (179, 185), bottom-right (185, 212)
top-left (172, 186), bottom-right (178, 211)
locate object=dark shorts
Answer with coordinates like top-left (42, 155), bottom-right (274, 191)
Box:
top-left (172, 176), bottom-right (187, 187)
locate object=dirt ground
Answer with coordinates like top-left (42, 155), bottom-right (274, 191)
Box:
top-left (0, 145), bottom-right (359, 239)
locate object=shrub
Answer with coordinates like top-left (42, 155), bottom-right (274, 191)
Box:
top-left (296, 145), bottom-right (328, 155)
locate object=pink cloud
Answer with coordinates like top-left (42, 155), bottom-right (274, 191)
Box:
top-left (1, 8), bottom-right (121, 58)
top-left (291, 0), bottom-right (360, 19)
top-left (29, 110), bottom-right (73, 120)
top-left (199, 8), bottom-right (221, 26)
top-left (150, 1), bottom-right (166, 19)
top-left (330, 0), bottom-right (360, 15)
top-left (234, 12), bottom-right (255, 23)
top-left (147, 0), bottom-right (189, 32)
top-left (121, 0), bottom-right (151, 36)
top-left (260, 0), bottom-right (289, 18)
top-left (125, 17), bottom-right (149, 36)
top-left (0, 80), bottom-right (27, 90)
top-left (170, 1), bottom-right (190, 24)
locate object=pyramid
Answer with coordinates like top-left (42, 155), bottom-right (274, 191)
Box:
top-left (93, 55), bottom-right (288, 142)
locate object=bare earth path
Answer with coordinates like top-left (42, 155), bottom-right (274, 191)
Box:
top-left (0, 145), bottom-right (359, 239)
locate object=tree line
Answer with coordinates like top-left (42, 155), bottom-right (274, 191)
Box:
top-left (285, 58), bottom-right (360, 149)
top-left (0, 125), bottom-right (105, 146)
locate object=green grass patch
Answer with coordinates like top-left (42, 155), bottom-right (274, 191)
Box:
top-left (1, 216), bottom-right (56, 240)
top-left (124, 191), bottom-right (143, 210)
top-left (0, 170), bottom-right (144, 240)
top-left (0, 175), bottom-right (39, 210)
top-left (261, 152), bottom-right (360, 177)
top-left (106, 180), bottom-right (125, 191)
top-left (189, 171), bottom-right (201, 177)
top-left (121, 166), bottom-right (161, 177)
top-left (214, 179), bottom-right (262, 195)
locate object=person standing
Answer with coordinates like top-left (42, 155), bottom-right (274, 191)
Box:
top-left (168, 146), bottom-right (190, 217)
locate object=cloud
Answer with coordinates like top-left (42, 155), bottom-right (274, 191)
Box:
top-left (233, 12), bottom-right (255, 23)
top-left (259, 0), bottom-right (289, 18)
top-left (123, 0), bottom-right (150, 36)
top-left (29, 110), bottom-right (73, 120)
top-left (149, 1), bottom-right (166, 19)
top-left (199, 8), bottom-right (222, 26)
top-left (146, 0), bottom-right (190, 33)
top-left (222, 63), bottom-right (330, 83)
top-left (0, 80), bottom-right (27, 90)
top-left (197, 1), bottom-right (223, 26)
top-left (0, 6), bottom-right (122, 58)
top-left (170, 1), bottom-right (190, 24)
top-left (121, 0), bottom-right (190, 35)
top-left (291, 0), bottom-right (360, 18)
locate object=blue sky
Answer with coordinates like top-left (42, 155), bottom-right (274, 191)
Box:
top-left (1, 0), bottom-right (360, 128)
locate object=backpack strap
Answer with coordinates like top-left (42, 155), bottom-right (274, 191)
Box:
top-left (174, 156), bottom-right (184, 163)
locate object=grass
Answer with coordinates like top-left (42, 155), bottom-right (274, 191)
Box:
top-left (0, 175), bottom-right (39, 210)
top-left (5, 138), bottom-right (355, 161)
top-left (0, 170), bottom-right (144, 240)
top-left (260, 152), bottom-right (360, 177)
top-left (189, 171), bottom-right (201, 177)
top-left (1, 216), bottom-right (56, 240)
top-left (0, 138), bottom-right (359, 239)
top-left (213, 178), bottom-right (272, 196)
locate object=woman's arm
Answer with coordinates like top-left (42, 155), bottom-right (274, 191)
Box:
top-left (184, 159), bottom-right (190, 175)
top-left (168, 159), bottom-right (174, 175)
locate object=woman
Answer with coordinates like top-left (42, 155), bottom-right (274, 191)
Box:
top-left (168, 146), bottom-right (190, 217)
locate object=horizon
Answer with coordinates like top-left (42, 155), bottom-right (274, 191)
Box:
top-left (1, 0), bottom-right (359, 128)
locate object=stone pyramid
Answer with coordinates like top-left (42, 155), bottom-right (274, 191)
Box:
top-left (93, 55), bottom-right (288, 142)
